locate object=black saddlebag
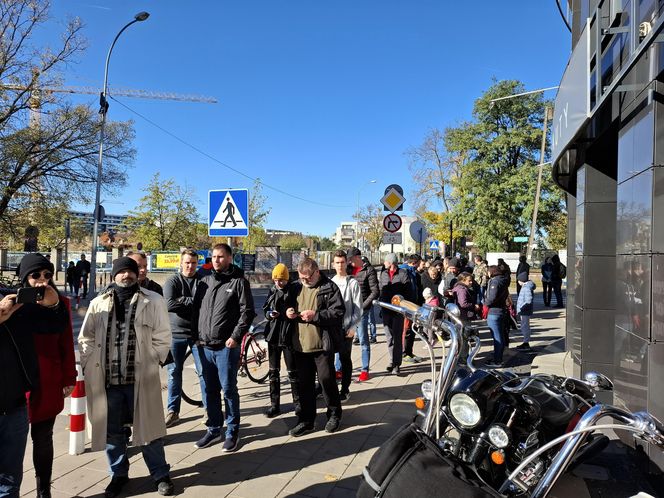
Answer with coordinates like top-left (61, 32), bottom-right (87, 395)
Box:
top-left (358, 423), bottom-right (498, 498)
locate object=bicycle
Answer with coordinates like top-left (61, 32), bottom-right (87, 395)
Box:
top-left (180, 320), bottom-right (270, 405)
top-left (239, 319), bottom-right (270, 384)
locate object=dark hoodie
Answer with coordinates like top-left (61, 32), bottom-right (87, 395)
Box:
top-left (484, 274), bottom-right (510, 315)
top-left (193, 264), bottom-right (256, 348)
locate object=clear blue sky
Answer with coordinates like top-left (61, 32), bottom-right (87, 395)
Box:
top-left (45, 1), bottom-right (572, 237)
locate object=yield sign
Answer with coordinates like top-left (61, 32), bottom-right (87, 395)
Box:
top-left (380, 187), bottom-right (405, 212)
top-left (383, 213), bottom-right (402, 233)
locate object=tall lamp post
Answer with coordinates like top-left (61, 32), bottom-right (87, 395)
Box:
top-left (89, 11), bottom-right (149, 295)
top-left (489, 86), bottom-right (557, 263)
top-left (355, 179), bottom-right (376, 250)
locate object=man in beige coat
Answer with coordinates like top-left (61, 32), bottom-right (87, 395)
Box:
top-left (79, 257), bottom-right (174, 497)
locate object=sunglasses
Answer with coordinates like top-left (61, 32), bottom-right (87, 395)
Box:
top-left (31, 271), bottom-right (53, 280)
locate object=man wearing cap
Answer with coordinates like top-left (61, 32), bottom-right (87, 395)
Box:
top-left (347, 248), bottom-right (379, 381)
top-left (378, 253), bottom-right (413, 375)
top-left (79, 257), bottom-right (174, 497)
top-left (263, 263), bottom-right (299, 418)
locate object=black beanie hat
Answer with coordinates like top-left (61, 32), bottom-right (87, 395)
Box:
top-left (19, 253), bottom-right (54, 283)
top-left (111, 256), bottom-right (139, 278)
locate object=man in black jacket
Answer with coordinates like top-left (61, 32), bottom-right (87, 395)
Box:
top-left (192, 244), bottom-right (255, 452)
top-left (347, 248), bottom-right (379, 381)
top-left (285, 258), bottom-right (345, 437)
top-left (127, 251), bottom-right (163, 296)
top-left (75, 253), bottom-right (91, 298)
top-left (0, 254), bottom-right (66, 497)
top-left (378, 253), bottom-right (413, 375)
top-left (163, 249), bottom-right (206, 428)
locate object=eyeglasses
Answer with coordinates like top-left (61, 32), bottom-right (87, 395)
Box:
top-left (31, 271), bottom-right (53, 280)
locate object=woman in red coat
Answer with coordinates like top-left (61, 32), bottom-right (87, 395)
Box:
top-left (19, 254), bottom-right (77, 498)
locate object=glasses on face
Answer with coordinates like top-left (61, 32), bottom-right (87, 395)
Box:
top-left (31, 271), bottom-right (53, 280)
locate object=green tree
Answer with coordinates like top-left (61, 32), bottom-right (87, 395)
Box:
top-left (124, 173), bottom-right (201, 251)
top-left (442, 80), bottom-right (564, 252)
top-left (355, 203), bottom-right (384, 251)
top-left (0, 1), bottom-right (135, 231)
top-left (546, 211), bottom-right (568, 249)
top-left (279, 234), bottom-right (307, 251)
top-left (244, 178), bottom-right (271, 252)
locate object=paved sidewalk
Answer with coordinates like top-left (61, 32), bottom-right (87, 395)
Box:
top-left (20, 298), bottom-right (567, 497)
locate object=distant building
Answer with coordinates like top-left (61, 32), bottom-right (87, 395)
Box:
top-left (68, 210), bottom-right (127, 232)
top-left (333, 221), bottom-right (358, 248)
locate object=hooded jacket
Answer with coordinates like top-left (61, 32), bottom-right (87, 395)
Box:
top-left (193, 264), bottom-right (256, 347)
top-left (452, 282), bottom-right (477, 320)
top-left (263, 282), bottom-right (297, 346)
top-left (484, 274), bottom-right (510, 315)
top-left (516, 281), bottom-right (536, 316)
top-left (348, 260), bottom-right (380, 311)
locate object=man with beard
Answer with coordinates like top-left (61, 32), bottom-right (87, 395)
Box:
top-left (286, 258), bottom-right (345, 436)
top-left (79, 257), bottom-right (174, 497)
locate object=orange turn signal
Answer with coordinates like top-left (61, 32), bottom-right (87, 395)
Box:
top-left (415, 397), bottom-right (426, 410)
top-left (391, 295), bottom-right (402, 306)
top-left (491, 450), bottom-right (505, 465)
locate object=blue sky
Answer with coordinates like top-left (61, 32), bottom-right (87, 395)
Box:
top-left (44, 1), bottom-right (572, 237)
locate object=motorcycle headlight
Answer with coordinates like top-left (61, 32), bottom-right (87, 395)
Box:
top-left (421, 380), bottom-right (433, 400)
top-left (488, 425), bottom-right (510, 449)
top-left (449, 393), bottom-right (481, 428)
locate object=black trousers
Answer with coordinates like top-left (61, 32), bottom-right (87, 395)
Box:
top-left (338, 337), bottom-right (353, 394)
top-left (552, 281), bottom-right (563, 307)
top-left (294, 350), bottom-right (341, 425)
top-left (267, 343), bottom-right (299, 409)
top-left (403, 325), bottom-right (415, 356)
top-left (383, 312), bottom-right (404, 367)
top-left (31, 417), bottom-right (56, 488)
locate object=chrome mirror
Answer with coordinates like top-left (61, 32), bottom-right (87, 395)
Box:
top-left (584, 371), bottom-right (613, 391)
top-left (445, 303), bottom-right (461, 318)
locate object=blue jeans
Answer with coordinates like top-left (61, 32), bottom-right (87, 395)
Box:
top-left (356, 310), bottom-right (372, 371)
top-left (368, 307), bottom-right (377, 341)
top-left (105, 385), bottom-right (170, 480)
top-left (487, 313), bottom-right (505, 363)
top-left (200, 345), bottom-right (241, 439)
top-left (0, 405), bottom-right (29, 498)
top-left (167, 337), bottom-right (206, 413)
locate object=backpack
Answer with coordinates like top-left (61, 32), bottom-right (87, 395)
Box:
top-left (559, 264), bottom-right (567, 279)
top-left (358, 423), bottom-right (498, 498)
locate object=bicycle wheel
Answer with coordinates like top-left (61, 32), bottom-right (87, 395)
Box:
top-left (181, 348), bottom-right (204, 407)
top-left (244, 333), bottom-right (270, 384)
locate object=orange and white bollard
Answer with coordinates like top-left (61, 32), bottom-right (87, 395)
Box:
top-left (68, 363), bottom-right (86, 455)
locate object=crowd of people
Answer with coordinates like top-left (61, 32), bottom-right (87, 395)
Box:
top-left (0, 245), bottom-right (566, 498)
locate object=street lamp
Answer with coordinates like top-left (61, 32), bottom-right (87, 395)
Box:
top-left (355, 179), bottom-right (376, 250)
top-left (489, 86), bottom-right (557, 263)
top-left (89, 11), bottom-right (150, 295)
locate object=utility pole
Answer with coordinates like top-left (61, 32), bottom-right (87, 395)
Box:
top-left (526, 105), bottom-right (552, 262)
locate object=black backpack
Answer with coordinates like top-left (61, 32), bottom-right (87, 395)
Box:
top-left (358, 423), bottom-right (498, 498)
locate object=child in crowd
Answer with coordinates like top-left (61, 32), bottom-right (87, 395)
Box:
top-left (516, 279), bottom-right (536, 350)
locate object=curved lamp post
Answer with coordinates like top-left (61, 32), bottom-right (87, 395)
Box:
top-left (89, 12), bottom-right (149, 295)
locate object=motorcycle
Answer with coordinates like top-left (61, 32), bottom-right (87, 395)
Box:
top-left (359, 296), bottom-right (664, 497)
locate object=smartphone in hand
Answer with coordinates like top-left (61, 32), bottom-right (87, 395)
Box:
top-left (16, 287), bottom-right (45, 304)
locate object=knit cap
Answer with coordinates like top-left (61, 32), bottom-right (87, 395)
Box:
top-left (111, 256), bottom-right (139, 278)
top-left (272, 263), bottom-right (289, 281)
top-left (19, 253), bottom-right (54, 283)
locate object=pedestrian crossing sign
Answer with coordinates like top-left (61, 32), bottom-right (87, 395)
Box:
top-left (429, 240), bottom-right (440, 251)
top-left (209, 189), bottom-right (249, 236)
